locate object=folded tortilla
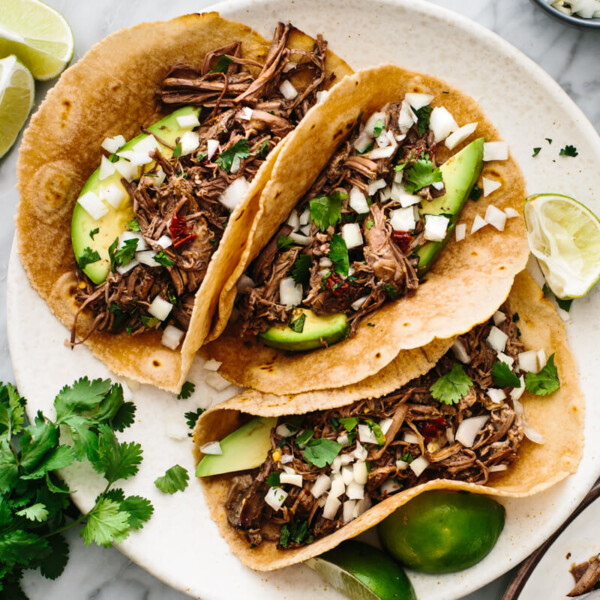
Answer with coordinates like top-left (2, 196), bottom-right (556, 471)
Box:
top-left (204, 63), bottom-right (530, 395)
top-left (15, 13), bottom-right (352, 393)
top-left (193, 271), bottom-right (583, 571)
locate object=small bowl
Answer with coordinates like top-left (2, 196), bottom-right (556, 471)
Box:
top-left (530, 0), bottom-right (600, 29)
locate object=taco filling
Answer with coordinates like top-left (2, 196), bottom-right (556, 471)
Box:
top-left (197, 305), bottom-right (559, 549)
top-left (234, 96), bottom-right (490, 350)
top-left (70, 23), bottom-right (337, 348)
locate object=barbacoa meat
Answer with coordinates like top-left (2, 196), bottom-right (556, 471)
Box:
top-left (569, 554), bottom-right (600, 597)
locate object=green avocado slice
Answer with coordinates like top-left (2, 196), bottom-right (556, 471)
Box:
top-left (259, 309), bottom-right (349, 352)
top-left (71, 106), bottom-right (201, 284)
top-left (195, 417), bottom-right (276, 477)
top-left (416, 137), bottom-right (484, 276)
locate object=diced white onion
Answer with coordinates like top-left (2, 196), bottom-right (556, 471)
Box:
top-left (299, 208), bottom-right (310, 226)
top-left (471, 214), bottom-right (488, 234)
top-left (368, 144), bottom-right (397, 160)
top-left (410, 456), bottom-right (430, 477)
top-left (280, 454), bottom-right (294, 464)
top-left (451, 339), bottom-right (471, 364)
top-left (487, 388), bottom-right (507, 404)
top-left (239, 106), bottom-right (253, 121)
top-left (133, 135), bottom-right (159, 156)
top-left (136, 250), bottom-right (159, 267)
top-left (289, 232), bottom-right (313, 246)
top-left (488, 464), bottom-right (508, 473)
top-left (341, 466), bottom-right (354, 486)
top-left (114, 158), bottom-right (139, 182)
top-left (482, 177), bottom-right (502, 198)
top-left (276, 424), bottom-right (294, 437)
top-left (265, 487), bottom-right (288, 511)
top-left (379, 186), bottom-right (392, 202)
top-left (524, 425), bottom-right (545, 445)
top-left (398, 100), bottom-right (417, 134)
top-left (424, 214), bottom-right (450, 242)
top-left (446, 428), bottom-right (455, 444)
top-left (351, 295), bottom-right (369, 311)
top-left (445, 122), bottom-right (478, 150)
top-left (405, 93), bottom-right (433, 110)
top-left (156, 235), bottom-right (172, 249)
top-left (353, 461), bottom-right (368, 485)
top-left (206, 139), bottom-right (219, 160)
top-left (203, 359), bottom-right (222, 372)
top-left (100, 184), bottom-right (126, 209)
top-left (230, 155), bottom-right (242, 174)
top-left (381, 479), bottom-right (402, 495)
top-left (537, 349), bottom-right (547, 370)
top-left (316, 90), bottom-right (329, 104)
top-left (497, 352), bottom-right (514, 367)
top-left (518, 350), bottom-right (539, 373)
top-left (380, 418), bottom-right (394, 436)
top-left (396, 459), bottom-right (409, 470)
top-left (343, 500), bottom-right (357, 524)
top-left (403, 431), bottom-right (420, 444)
top-left (365, 111), bottom-right (387, 136)
top-left (431, 181), bottom-right (445, 191)
top-left (99, 155), bottom-right (116, 180)
top-left (319, 257), bottom-right (332, 268)
top-left (116, 258), bottom-right (138, 275)
top-left (117, 150), bottom-right (153, 166)
top-left (78, 191), bottom-right (109, 220)
top-left (148, 296), bottom-right (173, 321)
top-left (180, 131), bottom-right (200, 155)
top-left (349, 186), bottom-right (370, 214)
top-left (358, 424), bottom-right (378, 445)
top-left (346, 481), bottom-right (365, 500)
top-left (101, 135), bottom-right (126, 154)
top-left (342, 223), bottom-right (364, 249)
top-left (311, 474), bottom-right (331, 499)
top-left (375, 131), bottom-right (390, 148)
top-left (353, 130), bottom-right (373, 153)
top-left (429, 106), bottom-right (458, 143)
top-left (511, 379), bottom-right (526, 403)
top-left (299, 224), bottom-right (312, 237)
top-left (283, 61), bottom-right (297, 73)
top-left (353, 441), bottom-right (368, 461)
top-left (219, 177), bottom-right (250, 211)
top-left (397, 189), bottom-right (421, 208)
top-left (455, 415), bottom-right (489, 447)
top-left (367, 178), bottom-right (386, 196)
top-left (455, 223), bottom-right (466, 242)
top-left (161, 325), bottom-right (185, 350)
top-left (205, 372), bottom-right (230, 392)
top-left (280, 472), bottom-right (303, 487)
top-left (287, 210), bottom-right (300, 230)
top-left (483, 141), bottom-right (509, 162)
top-left (279, 80), bottom-right (298, 100)
top-left (485, 205), bottom-right (507, 231)
top-left (337, 433), bottom-right (350, 446)
top-left (153, 168), bottom-right (166, 186)
top-left (176, 113), bottom-right (201, 128)
top-left (331, 475), bottom-right (346, 499)
top-left (353, 496), bottom-right (372, 518)
top-left (279, 277), bottom-right (303, 308)
top-left (323, 494), bottom-right (341, 520)
top-left (505, 207), bottom-right (519, 219)
top-left (200, 441), bottom-right (223, 455)
top-left (390, 207), bottom-right (417, 232)
top-left (487, 326), bottom-right (508, 353)
top-left (493, 311), bottom-right (507, 325)
top-left (340, 454), bottom-right (354, 466)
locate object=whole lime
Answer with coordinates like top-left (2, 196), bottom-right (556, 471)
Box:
top-left (377, 490), bottom-right (505, 574)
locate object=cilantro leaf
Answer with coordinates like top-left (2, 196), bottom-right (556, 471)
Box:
top-left (415, 105), bottom-right (433, 136)
top-left (525, 353), bottom-right (560, 396)
top-left (110, 401), bottom-right (136, 432)
top-left (289, 313), bottom-right (306, 333)
top-left (77, 247), bottom-right (101, 270)
top-left (294, 429), bottom-right (314, 447)
top-left (0, 529), bottom-right (50, 567)
top-left (491, 361), bottom-right (521, 388)
top-left (153, 250), bottom-right (175, 267)
top-left (302, 438), bottom-right (342, 468)
top-left (112, 238), bottom-right (138, 268)
top-left (373, 119), bottom-right (385, 138)
top-left (216, 139), bottom-right (250, 173)
top-left (329, 234), bottom-right (349, 278)
top-left (89, 227), bottom-right (100, 239)
top-left (140, 315), bottom-right (160, 328)
top-left (93, 424), bottom-right (142, 484)
top-left (339, 417), bottom-right (358, 432)
top-left (470, 184), bottom-right (483, 202)
top-left (127, 219), bottom-right (140, 232)
top-left (266, 472), bottom-right (281, 487)
top-left (384, 283), bottom-right (398, 299)
top-left (20, 445), bottom-right (75, 480)
top-left (120, 495), bottom-right (154, 529)
top-left (184, 408), bottom-right (205, 431)
top-left (81, 498), bottom-right (131, 547)
top-left (55, 377), bottom-right (112, 422)
top-left (172, 142), bottom-right (182, 158)
top-left (366, 419), bottom-right (385, 445)
top-left (0, 441), bottom-right (19, 493)
top-left (430, 363), bottom-right (473, 405)
top-left (177, 381), bottom-right (196, 400)
top-left (404, 159), bottom-right (443, 194)
top-left (0, 383), bottom-right (25, 439)
top-left (16, 503), bottom-right (49, 522)
top-left (19, 415), bottom-right (59, 474)
top-left (258, 140), bottom-right (270, 158)
top-left (277, 235), bottom-right (294, 250)
top-left (292, 254), bottom-right (311, 287)
top-left (309, 192), bottom-right (345, 231)
top-left (210, 55), bottom-right (233, 73)
top-left (559, 145), bottom-right (578, 157)
top-left (532, 147), bottom-right (541, 157)
top-left (39, 533), bottom-right (69, 580)
top-left (154, 464), bottom-right (189, 494)
top-left (279, 524), bottom-right (291, 548)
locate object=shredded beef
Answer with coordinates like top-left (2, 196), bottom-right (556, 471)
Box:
top-left (569, 555), bottom-right (600, 596)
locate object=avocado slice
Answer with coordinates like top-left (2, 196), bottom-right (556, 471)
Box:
top-left (195, 417), bottom-right (277, 477)
top-left (71, 106), bottom-right (201, 284)
top-left (416, 137), bottom-right (484, 276)
top-left (259, 309), bottom-right (349, 352)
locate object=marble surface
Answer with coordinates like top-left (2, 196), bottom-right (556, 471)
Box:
top-left (0, 0), bottom-right (598, 598)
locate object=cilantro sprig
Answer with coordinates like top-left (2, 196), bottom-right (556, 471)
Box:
top-left (429, 363), bottom-right (473, 405)
top-left (302, 438), bottom-right (342, 468)
top-left (329, 234), bottom-right (349, 278)
top-left (216, 139), bottom-right (250, 173)
top-left (403, 159), bottom-right (443, 194)
top-left (491, 361), bottom-right (521, 388)
top-left (525, 354), bottom-right (560, 396)
top-left (154, 465), bottom-right (189, 494)
top-left (77, 247), bottom-right (101, 270)
top-left (309, 191), bottom-right (346, 232)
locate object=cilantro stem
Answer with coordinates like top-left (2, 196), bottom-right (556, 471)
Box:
top-left (43, 512), bottom-right (88, 538)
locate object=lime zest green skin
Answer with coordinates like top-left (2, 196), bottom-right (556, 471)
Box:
top-left (71, 106), bottom-right (201, 284)
top-left (306, 540), bottom-right (416, 600)
top-left (416, 137), bottom-right (485, 276)
top-left (378, 490), bottom-right (505, 574)
top-left (195, 417), bottom-right (276, 478)
top-left (259, 309), bottom-right (349, 352)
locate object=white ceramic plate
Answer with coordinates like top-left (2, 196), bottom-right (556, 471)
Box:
top-left (8, 1), bottom-right (600, 599)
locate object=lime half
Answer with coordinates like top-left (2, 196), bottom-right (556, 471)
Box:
top-left (524, 193), bottom-right (600, 299)
top-left (0, 0), bottom-right (74, 81)
top-left (0, 55), bottom-right (34, 158)
top-left (305, 540), bottom-right (416, 600)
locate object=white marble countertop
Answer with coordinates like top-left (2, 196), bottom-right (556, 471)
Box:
top-left (1, 0), bottom-right (598, 598)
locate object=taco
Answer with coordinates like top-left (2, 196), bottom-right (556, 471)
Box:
top-left (193, 272), bottom-right (583, 570)
top-left (15, 13), bottom-right (351, 392)
top-left (204, 64), bottom-right (530, 394)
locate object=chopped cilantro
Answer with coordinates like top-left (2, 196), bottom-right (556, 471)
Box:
top-left (110, 238), bottom-right (138, 269)
top-left (153, 250), bottom-right (175, 267)
top-left (127, 220), bottom-right (140, 232)
top-left (295, 430), bottom-right (314, 447)
top-left (329, 234), bottom-right (349, 278)
top-left (329, 418), bottom-right (340, 430)
top-left (302, 438), bottom-right (342, 468)
top-left (277, 235), bottom-right (294, 250)
top-left (140, 315), bottom-right (160, 328)
top-left (532, 147), bottom-right (541, 157)
top-left (258, 140), bottom-right (270, 158)
top-left (77, 247), bottom-right (101, 270)
top-left (525, 354), bottom-right (560, 396)
top-left (89, 227), bottom-right (99, 240)
top-left (513, 313), bottom-right (520, 322)
top-left (184, 408), bottom-right (205, 430)
top-left (403, 159), bottom-right (443, 194)
top-left (430, 363), bottom-right (473, 405)
top-left (470, 184), bottom-right (483, 202)
top-left (401, 451), bottom-right (414, 464)
top-left (546, 138), bottom-right (552, 144)
top-left (366, 419), bottom-right (385, 445)
top-left (309, 191), bottom-right (345, 231)
top-left (559, 145), bottom-right (578, 157)
top-left (543, 283), bottom-right (573, 312)
top-left (216, 139), bottom-right (250, 172)
top-left (172, 142), bottom-right (182, 158)
top-left (177, 381), bottom-right (196, 400)
top-left (154, 464), bottom-right (189, 494)
top-left (415, 105), bottom-right (433, 136)
top-left (357, 142), bottom-right (374, 155)
top-left (384, 283), bottom-right (398, 299)
top-left (373, 119), bottom-right (385, 138)
top-left (167, 287), bottom-right (179, 306)
top-left (266, 472), bottom-right (281, 487)
top-left (367, 322), bottom-right (376, 327)
top-left (279, 519), bottom-right (312, 548)
top-left (339, 417), bottom-right (358, 432)
top-left (366, 219), bottom-right (374, 229)
top-left (292, 254), bottom-right (311, 286)
top-left (289, 313), bottom-right (306, 333)
top-left (210, 55), bottom-right (233, 74)
top-left (491, 361), bottom-right (521, 388)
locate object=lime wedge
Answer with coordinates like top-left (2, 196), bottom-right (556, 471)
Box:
top-left (0, 0), bottom-right (74, 81)
top-left (305, 540), bottom-right (416, 600)
top-left (524, 193), bottom-right (600, 299)
top-left (0, 55), bottom-right (34, 158)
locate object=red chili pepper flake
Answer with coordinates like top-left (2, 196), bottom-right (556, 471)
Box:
top-left (419, 417), bottom-right (447, 443)
top-left (169, 213), bottom-right (197, 248)
top-left (392, 230), bottom-right (413, 253)
top-left (325, 272), bottom-right (349, 297)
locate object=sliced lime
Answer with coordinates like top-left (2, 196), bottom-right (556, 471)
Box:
top-left (0, 54), bottom-right (34, 158)
top-left (524, 193), bottom-right (600, 299)
top-left (305, 540), bottom-right (416, 600)
top-left (0, 0), bottom-right (74, 81)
